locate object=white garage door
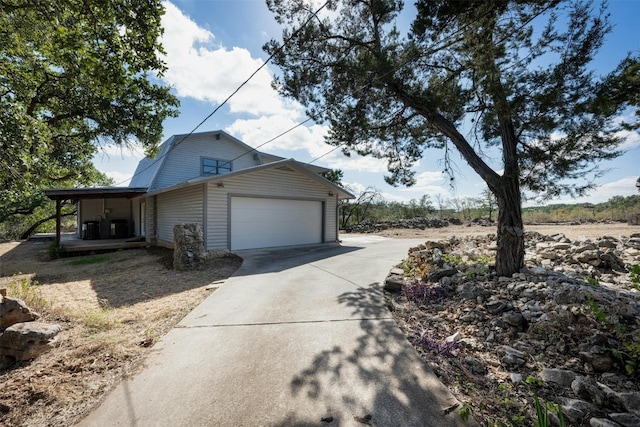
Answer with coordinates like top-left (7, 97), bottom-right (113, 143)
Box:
top-left (230, 197), bottom-right (323, 250)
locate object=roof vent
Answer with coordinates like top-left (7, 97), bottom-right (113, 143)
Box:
top-left (275, 166), bottom-right (294, 172)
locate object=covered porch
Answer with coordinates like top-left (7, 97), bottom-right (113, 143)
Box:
top-left (44, 187), bottom-right (148, 248)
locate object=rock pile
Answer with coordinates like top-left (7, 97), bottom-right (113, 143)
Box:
top-left (386, 231), bottom-right (640, 426)
top-left (345, 217), bottom-right (454, 233)
top-left (0, 293), bottom-right (60, 366)
top-left (173, 223), bottom-right (206, 270)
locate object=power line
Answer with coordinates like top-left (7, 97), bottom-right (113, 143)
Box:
top-left (117, 0), bottom-right (504, 185)
top-left (112, 1), bottom-right (329, 187)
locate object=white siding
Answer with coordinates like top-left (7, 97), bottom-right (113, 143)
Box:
top-left (151, 134), bottom-right (260, 191)
top-left (156, 185), bottom-right (204, 246)
top-left (205, 167), bottom-right (338, 250)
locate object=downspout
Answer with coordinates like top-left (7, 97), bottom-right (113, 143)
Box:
top-left (335, 193), bottom-right (340, 243)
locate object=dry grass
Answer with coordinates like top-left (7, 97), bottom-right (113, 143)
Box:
top-left (0, 240), bottom-right (241, 427)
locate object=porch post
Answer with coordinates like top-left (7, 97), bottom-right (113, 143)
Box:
top-left (55, 199), bottom-right (61, 247)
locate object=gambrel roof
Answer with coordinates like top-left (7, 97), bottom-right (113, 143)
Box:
top-left (145, 157), bottom-right (353, 200)
top-left (129, 130), bottom-right (330, 191)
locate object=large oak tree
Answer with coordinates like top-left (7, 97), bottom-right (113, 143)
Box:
top-left (0, 0), bottom-right (179, 234)
top-left (265, 0), bottom-right (631, 276)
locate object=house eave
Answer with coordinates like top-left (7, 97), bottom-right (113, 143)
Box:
top-left (44, 187), bottom-right (148, 201)
top-left (144, 159), bottom-right (354, 199)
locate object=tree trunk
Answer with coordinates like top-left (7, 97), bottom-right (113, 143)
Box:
top-left (494, 176), bottom-right (525, 277)
top-left (20, 210), bottom-right (76, 240)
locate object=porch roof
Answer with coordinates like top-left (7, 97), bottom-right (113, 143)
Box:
top-left (44, 187), bottom-right (147, 201)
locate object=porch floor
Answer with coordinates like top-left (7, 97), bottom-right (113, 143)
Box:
top-left (58, 234), bottom-right (151, 253)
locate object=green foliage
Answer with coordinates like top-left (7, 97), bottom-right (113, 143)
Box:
top-left (47, 242), bottom-right (59, 260)
top-left (323, 169), bottom-right (344, 186)
top-left (0, 0), bottom-right (179, 237)
top-left (584, 275), bottom-right (600, 287)
top-left (523, 195), bottom-right (640, 222)
top-left (7, 277), bottom-right (47, 314)
top-left (595, 55), bottom-right (640, 131)
top-left (629, 264), bottom-right (640, 291)
top-left (80, 307), bottom-right (117, 334)
top-left (267, 0), bottom-right (630, 276)
top-left (586, 294), bottom-right (607, 323)
top-left (68, 256), bottom-right (110, 266)
top-left (458, 402), bottom-right (472, 421)
top-left (442, 253), bottom-right (463, 266)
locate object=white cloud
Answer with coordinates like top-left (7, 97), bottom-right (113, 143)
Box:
top-left (399, 170), bottom-right (447, 193)
top-left (616, 129), bottom-right (640, 150)
top-left (342, 181), bottom-right (367, 196)
top-left (330, 155), bottom-right (389, 173)
top-left (161, 1), bottom-right (292, 117)
top-left (226, 117), bottom-right (392, 173)
top-left (104, 170), bottom-right (133, 187)
top-left (226, 115), bottom-right (326, 157)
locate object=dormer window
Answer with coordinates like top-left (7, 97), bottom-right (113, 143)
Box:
top-left (202, 158), bottom-right (232, 175)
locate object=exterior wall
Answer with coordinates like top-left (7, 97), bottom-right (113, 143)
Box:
top-left (155, 185), bottom-right (204, 247)
top-left (150, 134), bottom-right (261, 191)
top-left (131, 197), bottom-right (141, 237)
top-left (78, 198), bottom-right (133, 239)
top-left (79, 199), bottom-right (104, 224)
top-left (205, 167), bottom-right (338, 250)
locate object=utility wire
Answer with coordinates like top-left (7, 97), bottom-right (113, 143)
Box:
top-left (112, 1), bottom-right (329, 187)
top-left (114, 0), bottom-right (508, 185)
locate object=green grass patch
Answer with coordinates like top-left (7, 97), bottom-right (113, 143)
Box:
top-left (7, 277), bottom-right (48, 314)
top-left (68, 256), bottom-right (110, 266)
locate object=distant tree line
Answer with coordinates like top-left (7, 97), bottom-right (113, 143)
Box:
top-left (338, 190), bottom-right (640, 229)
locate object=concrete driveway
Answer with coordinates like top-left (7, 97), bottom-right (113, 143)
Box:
top-left (77, 235), bottom-right (475, 427)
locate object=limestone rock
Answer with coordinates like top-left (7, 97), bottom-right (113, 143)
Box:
top-left (173, 223), bottom-right (206, 270)
top-left (572, 376), bottom-right (606, 406)
top-left (540, 368), bottom-right (578, 388)
top-left (426, 266), bottom-right (457, 282)
top-left (384, 230), bottom-right (640, 427)
top-left (384, 274), bottom-right (404, 292)
top-left (590, 418), bottom-right (623, 427)
top-left (618, 393), bottom-right (640, 417)
top-left (609, 413), bottom-right (640, 427)
top-left (561, 398), bottom-right (600, 425)
top-left (0, 322), bottom-right (61, 361)
top-left (0, 297), bottom-right (39, 331)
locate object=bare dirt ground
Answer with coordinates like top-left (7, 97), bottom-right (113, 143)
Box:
top-left (374, 222), bottom-right (638, 241)
top-left (0, 222), bottom-right (636, 426)
top-left (0, 240), bottom-right (241, 427)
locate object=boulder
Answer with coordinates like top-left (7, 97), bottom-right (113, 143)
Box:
top-left (540, 368), bottom-right (577, 388)
top-left (609, 413), bottom-right (640, 427)
top-left (561, 398), bottom-right (600, 425)
top-left (0, 322), bottom-right (61, 361)
top-left (618, 393), bottom-right (640, 417)
top-left (0, 296), bottom-right (39, 331)
top-left (572, 376), bottom-right (606, 406)
top-left (384, 274), bottom-right (404, 292)
top-left (590, 418), bottom-right (623, 427)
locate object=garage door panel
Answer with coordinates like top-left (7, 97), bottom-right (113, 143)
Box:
top-left (231, 197), bottom-right (322, 250)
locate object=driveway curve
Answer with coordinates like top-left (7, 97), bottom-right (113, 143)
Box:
top-left (77, 235), bottom-right (476, 427)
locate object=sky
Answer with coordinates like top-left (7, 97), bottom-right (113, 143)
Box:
top-left (93, 0), bottom-right (640, 207)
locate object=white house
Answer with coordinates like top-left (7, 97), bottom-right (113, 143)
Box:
top-left (45, 130), bottom-right (353, 251)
